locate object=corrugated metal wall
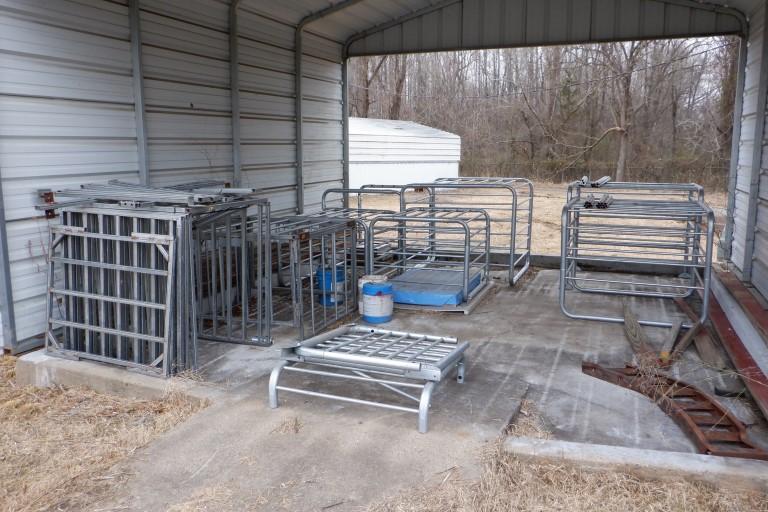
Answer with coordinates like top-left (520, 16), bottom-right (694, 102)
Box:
top-left (753, 1), bottom-right (768, 300)
top-left (0, 0), bottom-right (139, 346)
top-left (238, 5), bottom-right (343, 213)
top-left (346, 0), bottom-right (744, 56)
top-left (732, 2), bottom-right (768, 300)
top-left (0, 0), bottom-right (344, 348)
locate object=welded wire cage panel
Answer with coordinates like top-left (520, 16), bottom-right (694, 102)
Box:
top-left (293, 325), bottom-right (467, 380)
top-left (45, 207), bottom-right (185, 376)
top-left (196, 200), bottom-right (271, 346)
top-left (270, 216), bottom-right (358, 339)
top-left (403, 178), bottom-right (533, 285)
top-left (368, 208), bottom-right (491, 308)
top-left (560, 182), bottom-right (715, 327)
top-left (320, 188), bottom-right (403, 273)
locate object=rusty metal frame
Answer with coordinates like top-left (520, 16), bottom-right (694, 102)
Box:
top-left (582, 362), bottom-right (768, 460)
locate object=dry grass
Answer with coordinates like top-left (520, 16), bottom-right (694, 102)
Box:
top-left (0, 355), bottom-right (206, 512)
top-left (166, 485), bottom-right (238, 512)
top-left (270, 415), bottom-right (303, 435)
top-left (369, 399), bottom-right (768, 512)
top-left (505, 399), bottom-right (551, 440)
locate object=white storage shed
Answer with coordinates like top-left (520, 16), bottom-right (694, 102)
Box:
top-left (348, 117), bottom-right (460, 188)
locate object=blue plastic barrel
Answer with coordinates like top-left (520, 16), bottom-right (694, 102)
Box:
top-left (317, 267), bottom-right (345, 306)
top-left (362, 281), bottom-right (394, 323)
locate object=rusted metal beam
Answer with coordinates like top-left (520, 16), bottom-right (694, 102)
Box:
top-left (582, 362), bottom-right (768, 460)
top-left (707, 292), bottom-right (768, 422)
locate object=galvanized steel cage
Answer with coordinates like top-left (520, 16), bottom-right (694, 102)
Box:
top-left (320, 187), bottom-right (402, 273)
top-left (45, 183), bottom-right (272, 376)
top-left (195, 200), bottom-right (271, 346)
top-left (46, 206), bottom-right (188, 376)
top-left (559, 181), bottom-right (715, 328)
top-left (270, 216), bottom-right (358, 339)
top-left (368, 207), bottom-right (492, 313)
top-left (401, 178), bottom-right (533, 285)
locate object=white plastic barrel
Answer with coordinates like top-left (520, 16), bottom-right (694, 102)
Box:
top-left (362, 281), bottom-right (394, 324)
top-left (357, 275), bottom-right (388, 313)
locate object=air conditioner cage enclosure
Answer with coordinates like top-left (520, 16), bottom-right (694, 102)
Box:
top-left (559, 182), bottom-right (715, 328)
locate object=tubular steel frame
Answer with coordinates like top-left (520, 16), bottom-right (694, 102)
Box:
top-left (45, 183), bottom-right (272, 376)
top-left (560, 181), bottom-right (715, 328)
top-left (269, 324), bottom-right (468, 433)
top-left (320, 187), bottom-right (402, 273)
top-left (367, 207), bottom-right (492, 314)
top-left (195, 200), bottom-right (271, 346)
top-left (402, 178), bottom-right (533, 285)
top-left (270, 216), bottom-right (358, 340)
top-left (46, 207), bottom-right (184, 376)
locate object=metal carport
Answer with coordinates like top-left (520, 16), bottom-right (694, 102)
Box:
top-left (0, 0), bottom-right (766, 353)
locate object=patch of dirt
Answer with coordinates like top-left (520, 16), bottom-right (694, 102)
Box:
top-left (0, 355), bottom-right (205, 512)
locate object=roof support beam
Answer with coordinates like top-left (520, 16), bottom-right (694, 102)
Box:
top-left (129, 0), bottom-right (149, 185)
top-left (342, 58), bottom-right (350, 189)
top-left (344, 0), bottom-right (462, 57)
top-left (296, 0), bottom-right (366, 213)
top-left (345, 0), bottom-right (746, 57)
top-left (230, 1), bottom-right (243, 187)
top-left (656, 0), bottom-right (747, 35)
top-left (721, 36), bottom-right (748, 261)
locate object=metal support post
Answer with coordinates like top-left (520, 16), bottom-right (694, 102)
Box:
top-left (129, 0), bottom-right (149, 185)
top-left (229, 0), bottom-right (243, 187)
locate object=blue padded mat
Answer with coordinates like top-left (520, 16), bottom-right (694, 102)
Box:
top-left (389, 268), bottom-right (483, 306)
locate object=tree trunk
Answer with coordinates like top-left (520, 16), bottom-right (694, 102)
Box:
top-left (389, 55), bottom-right (408, 119)
top-left (616, 129), bottom-right (629, 181)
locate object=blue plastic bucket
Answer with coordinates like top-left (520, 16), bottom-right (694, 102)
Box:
top-left (317, 267), bottom-right (345, 306)
top-left (362, 281), bottom-right (394, 324)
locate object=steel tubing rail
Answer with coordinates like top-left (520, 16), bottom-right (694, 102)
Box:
top-left (559, 183), bottom-right (715, 328)
top-left (401, 179), bottom-right (533, 285)
top-left (269, 325), bottom-right (468, 433)
top-left (367, 208), bottom-right (491, 312)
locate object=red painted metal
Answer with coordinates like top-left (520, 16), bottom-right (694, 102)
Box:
top-left (707, 291), bottom-right (768, 421)
top-left (715, 270), bottom-right (768, 341)
top-left (582, 362), bottom-right (768, 460)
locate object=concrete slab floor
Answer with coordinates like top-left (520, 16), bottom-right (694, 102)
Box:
top-left (75, 270), bottom-right (768, 510)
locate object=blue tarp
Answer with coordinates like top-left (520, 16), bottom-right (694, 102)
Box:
top-left (389, 268), bottom-right (483, 306)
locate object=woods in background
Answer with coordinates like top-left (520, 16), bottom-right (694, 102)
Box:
top-left (348, 38), bottom-right (738, 189)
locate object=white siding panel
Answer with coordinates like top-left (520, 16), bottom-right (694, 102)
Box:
top-left (0, 0), bottom-right (137, 347)
top-left (348, 118), bottom-right (461, 188)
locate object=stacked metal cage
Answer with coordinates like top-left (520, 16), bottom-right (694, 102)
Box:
top-left (559, 181), bottom-right (715, 327)
top-left (401, 178), bottom-right (533, 284)
top-left (368, 207), bottom-right (492, 313)
top-left (44, 182), bottom-right (271, 376)
top-left (270, 216), bottom-right (358, 339)
top-left (320, 187), bottom-right (402, 273)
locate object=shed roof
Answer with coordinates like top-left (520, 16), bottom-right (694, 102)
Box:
top-left (240, 0), bottom-right (759, 57)
top-left (350, 117), bottom-right (460, 141)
